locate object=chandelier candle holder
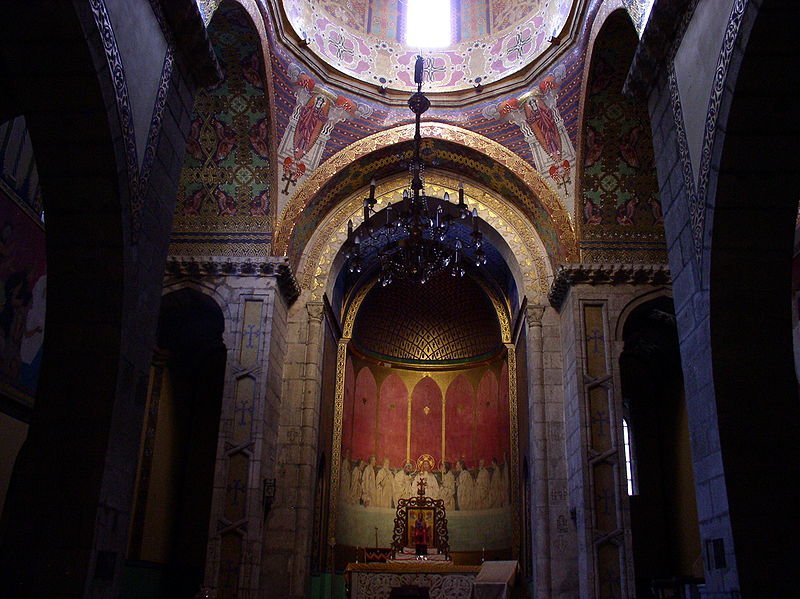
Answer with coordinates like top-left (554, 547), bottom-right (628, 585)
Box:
top-left (343, 56), bottom-right (487, 286)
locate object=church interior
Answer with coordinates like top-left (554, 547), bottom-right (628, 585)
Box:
top-left (0, 0), bottom-right (798, 597)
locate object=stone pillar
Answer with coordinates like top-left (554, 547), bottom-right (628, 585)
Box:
top-left (262, 299), bottom-right (324, 598)
top-left (526, 305), bottom-right (551, 596)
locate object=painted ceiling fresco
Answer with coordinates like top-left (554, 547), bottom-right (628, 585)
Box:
top-left (281, 0), bottom-right (576, 92)
top-left (579, 11), bottom-right (665, 262)
top-left (182, 0), bottom-right (665, 271)
top-left (352, 274), bottom-right (502, 363)
top-left (170, 2), bottom-right (272, 257)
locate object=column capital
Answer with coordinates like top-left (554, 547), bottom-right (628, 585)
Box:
top-left (306, 301), bottom-right (324, 323)
top-left (526, 305), bottom-right (546, 327)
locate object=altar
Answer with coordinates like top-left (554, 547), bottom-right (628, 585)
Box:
top-left (345, 562), bottom-right (480, 599)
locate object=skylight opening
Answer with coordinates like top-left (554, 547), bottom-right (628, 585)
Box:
top-left (406, 0), bottom-right (451, 48)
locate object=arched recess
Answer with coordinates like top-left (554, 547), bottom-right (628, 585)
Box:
top-left (170, 0), bottom-right (277, 256)
top-left (706, 1), bottom-right (800, 594)
top-left (0, 2), bottom-right (132, 594)
top-left (617, 295), bottom-right (702, 597)
top-left (274, 122), bottom-right (577, 264)
top-left (126, 288), bottom-right (226, 597)
top-left (576, 7), bottom-right (665, 262)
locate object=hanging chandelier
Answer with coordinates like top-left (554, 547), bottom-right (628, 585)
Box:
top-left (343, 56), bottom-right (486, 286)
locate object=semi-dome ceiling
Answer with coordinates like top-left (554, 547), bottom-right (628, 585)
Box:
top-left (351, 274), bottom-right (502, 364)
top-left (281, 0), bottom-right (577, 93)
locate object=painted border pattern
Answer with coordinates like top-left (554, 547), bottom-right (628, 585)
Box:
top-left (89, 0), bottom-right (176, 241)
top-left (668, 0), bottom-right (748, 266)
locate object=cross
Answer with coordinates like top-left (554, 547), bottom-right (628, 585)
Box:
top-left (416, 476), bottom-right (427, 496)
top-left (228, 479), bottom-right (246, 505)
top-left (244, 324), bottom-right (260, 348)
top-left (235, 399), bottom-right (253, 427)
top-left (591, 409), bottom-right (608, 437)
top-left (595, 487), bottom-right (614, 516)
top-left (587, 328), bottom-right (604, 354)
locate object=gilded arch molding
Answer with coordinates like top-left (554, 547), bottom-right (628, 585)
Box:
top-left (273, 123), bottom-right (577, 262)
top-left (296, 171), bottom-right (553, 304)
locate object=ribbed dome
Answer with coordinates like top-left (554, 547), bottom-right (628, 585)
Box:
top-left (351, 274), bottom-right (502, 363)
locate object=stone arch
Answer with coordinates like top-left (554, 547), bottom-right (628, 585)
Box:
top-left (0, 3), bottom-right (136, 594)
top-left (162, 279), bottom-right (237, 347)
top-left (614, 287), bottom-right (673, 341)
top-left (297, 170), bottom-right (553, 307)
top-left (274, 123), bottom-right (577, 262)
top-left (704, 1), bottom-right (800, 594)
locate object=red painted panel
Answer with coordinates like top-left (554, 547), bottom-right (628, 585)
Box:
top-left (410, 377), bottom-right (443, 464)
top-left (476, 370), bottom-right (501, 463)
top-left (351, 366), bottom-right (378, 461)
top-left (377, 374), bottom-right (409, 468)
top-left (342, 356), bottom-right (355, 456)
top-left (445, 374), bottom-right (475, 466)
top-left (499, 362), bottom-right (510, 462)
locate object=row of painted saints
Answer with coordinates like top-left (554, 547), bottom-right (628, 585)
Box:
top-left (339, 452), bottom-right (510, 512)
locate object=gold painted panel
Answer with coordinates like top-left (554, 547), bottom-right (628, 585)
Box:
top-left (589, 386), bottom-right (612, 453)
top-left (592, 461), bottom-right (617, 533)
top-left (583, 305), bottom-right (607, 378)
top-left (233, 377), bottom-right (255, 446)
top-left (239, 299), bottom-right (262, 368)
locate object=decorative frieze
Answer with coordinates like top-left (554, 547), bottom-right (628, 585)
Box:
top-left (548, 263), bottom-right (671, 310)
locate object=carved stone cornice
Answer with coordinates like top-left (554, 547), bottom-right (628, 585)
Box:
top-left (548, 263), bottom-right (671, 310)
top-left (165, 256), bottom-right (301, 304)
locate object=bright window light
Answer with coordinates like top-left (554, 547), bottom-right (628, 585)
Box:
top-left (406, 0), bottom-right (451, 48)
top-left (623, 418), bottom-right (635, 496)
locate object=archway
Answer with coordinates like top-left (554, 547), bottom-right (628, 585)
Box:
top-left (619, 296), bottom-right (702, 597)
top-left (124, 288), bottom-right (226, 598)
top-left (707, 1), bottom-right (800, 593)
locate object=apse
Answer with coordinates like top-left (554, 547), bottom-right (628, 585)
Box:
top-left (334, 271), bottom-right (515, 559)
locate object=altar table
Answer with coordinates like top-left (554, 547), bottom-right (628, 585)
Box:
top-left (345, 562), bottom-right (480, 599)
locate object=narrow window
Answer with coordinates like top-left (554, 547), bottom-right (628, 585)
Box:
top-left (622, 418), bottom-right (635, 495)
top-left (406, 0), bottom-right (451, 48)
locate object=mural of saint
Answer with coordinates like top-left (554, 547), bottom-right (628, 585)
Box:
top-left (456, 460), bottom-right (475, 511)
top-left (293, 95), bottom-right (329, 161)
top-left (393, 462), bottom-right (414, 507)
top-left (375, 458), bottom-right (394, 508)
top-left (361, 455), bottom-right (377, 507)
top-left (524, 88), bottom-right (562, 161)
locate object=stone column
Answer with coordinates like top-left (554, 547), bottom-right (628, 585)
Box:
top-left (290, 301), bottom-right (325, 596)
top-left (526, 305), bottom-right (551, 597)
top-left (263, 299), bottom-right (324, 598)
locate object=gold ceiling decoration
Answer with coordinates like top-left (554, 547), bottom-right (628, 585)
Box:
top-left (350, 274), bottom-right (503, 363)
top-left (296, 172), bottom-right (553, 304)
top-left (273, 122), bottom-right (577, 260)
